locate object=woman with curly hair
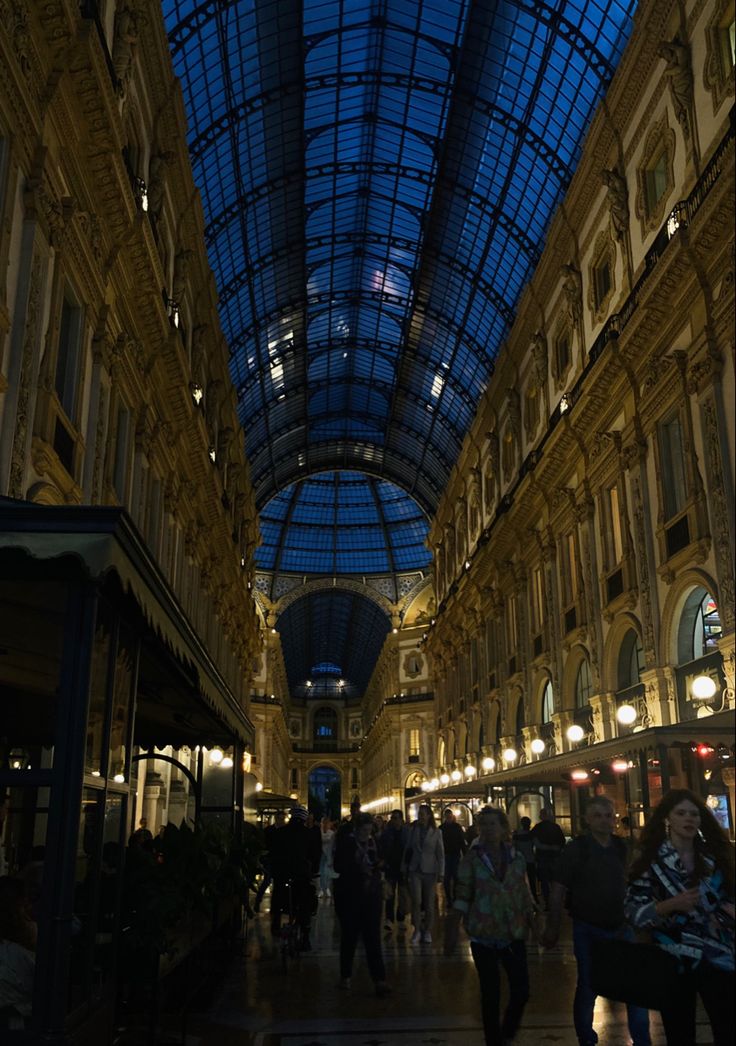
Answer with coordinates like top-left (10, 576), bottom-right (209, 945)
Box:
top-left (625, 788), bottom-right (734, 1045)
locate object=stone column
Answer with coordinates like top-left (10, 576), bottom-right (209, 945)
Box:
top-left (590, 692), bottom-right (618, 741)
top-left (641, 666), bottom-right (678, 726)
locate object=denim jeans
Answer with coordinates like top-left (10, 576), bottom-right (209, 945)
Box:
top-left (572, 920), bottom-right (651, 1046)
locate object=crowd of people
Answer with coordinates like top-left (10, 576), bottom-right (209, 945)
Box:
top-left (256, 789), bottom-right (734, 1045)
top-left (2, 789), bottom-right (733, 1043)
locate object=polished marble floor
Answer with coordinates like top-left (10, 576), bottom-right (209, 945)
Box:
top-left (180, 894), bottom-right (713, 1046)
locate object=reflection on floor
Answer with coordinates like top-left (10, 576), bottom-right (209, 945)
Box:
top-left (180, 894), bottom-right (712, 1046)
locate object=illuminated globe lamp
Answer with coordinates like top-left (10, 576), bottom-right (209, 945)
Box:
top-left (421, 780), bottom-right (432, 792)
top-left (530, 738), bottom-right (545, 756)
top-left (481, 756), bottom-right (495, 772)
top-left (451, 769), bottom-right (462, 783)
top-left (691, 674), bottom-right (717, 701)
top-left (616, 703), bottom-right (638, 726)
top-left (502, 747), bottom-right (518, 764)
top-left (440, 772), bottom-right (450, 786)
top-left (571, 769), bottom-right (589, 782)
top-left (430, 777), bottom-right (440, 790)
top-left (611, 759), bottom-right (630, 773)
top-left (209, 747), bottom-right (224, 765)
top-left (566, 724), bottom-right (585, 743)
top-left (464, 763), bottom-right (477, 777)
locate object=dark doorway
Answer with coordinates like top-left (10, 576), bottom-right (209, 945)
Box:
top-left (308, 765), bottom-right (341, 820)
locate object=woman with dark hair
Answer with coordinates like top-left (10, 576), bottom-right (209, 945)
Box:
top-left (444, 805), bottom-right (538, 1045)
top-left (625, 788), bottom-right (735, 1045)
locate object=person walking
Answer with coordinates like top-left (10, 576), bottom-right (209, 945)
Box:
top-left (440, 807), bottom-right (467, 909)
top-left (332, 812), bottom-right (391, 997)
top-left (625, 788), bottom-right (735, 1046)
top-left (378, 809), bottom-right (409, 934)
top-left (253, 810), bottom-right (286, 913)
top-left (319, 817), bottom-right (336, 900)
top-left (531, 807), bottom-right (565, 909)
top-left (512, 817), bottom-right (538, 902)
top-left (444, 805), bottom-right (537, 1045)
top-left (269, 806), bottom-right (319, 950)
top-left (541, 795), bottom-right (650, 1046)
top-left (405, 803), bottom-right (444, 944)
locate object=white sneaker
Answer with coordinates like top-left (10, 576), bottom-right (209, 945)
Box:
top-left (411, 930), bottom-right (421, 944)
top-left (422, 931), bottom-right (432, 943)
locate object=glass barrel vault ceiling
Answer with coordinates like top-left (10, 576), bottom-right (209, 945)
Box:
top-left (256, 471), bottom-right (431, 574)
top-left (162, 0), bottom-right (637, 696)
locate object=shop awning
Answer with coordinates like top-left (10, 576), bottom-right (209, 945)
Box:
top-left (0, 498), bottom-right (254, 746)
top-left (423, 711), bottom-right (736, 801)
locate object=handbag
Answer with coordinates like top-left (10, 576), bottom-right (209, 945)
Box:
top-left (590, 937), bottom-right (681, 1011)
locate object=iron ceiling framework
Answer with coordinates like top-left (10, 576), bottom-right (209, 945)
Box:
top-left (163, 0), bottom-right (636, 695)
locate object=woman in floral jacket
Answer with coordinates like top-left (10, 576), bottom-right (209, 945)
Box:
top-left (625, 788), bottom-right (734, 1046)
top-left (444, 806), bottom-right (537, 1045)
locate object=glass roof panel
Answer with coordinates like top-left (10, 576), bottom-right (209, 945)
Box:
top-left (163, 0), bottom-right (636, 687)
top-left (255, 471), bottom-right (431, 576)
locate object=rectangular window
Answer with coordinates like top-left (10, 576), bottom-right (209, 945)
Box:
top-left (594, 259), bottom-right (612, 308)
top-left (532, 566), bottom-right (545, 631)
top-left (507, 595), bottom-right (518, 651)
top-left (562, 532), bottom-right (578, 607)
top-left (646, 151), bottom-right (668, 211)
top-left (555, 331), bottom-right (570, 376)
top-left (113, 407), bottom-right (130, 503)
top-left (659, 414), bottom-right (687, 520)
top-left (608, 485), bottom-right (624, 564)
top-left (54, 295), bottom-right (84, 420)
top-left (409, 728), bottom-right (420, 758)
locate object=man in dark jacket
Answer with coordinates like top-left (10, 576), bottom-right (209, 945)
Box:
top-left (439, 808), bottom-right (467, 907)
top-left (269, 806), bottom-right (320, 949)
top-left (333, 812), bottom-right (390, 996)
top-left (253, 810), bottom-right (286, 913)
top-left (378, 809), bottom-right (409, 933)
top-left (542, 796), bottom-right (649, 1046)
top-left (530, 807), bottom-right (565, 909)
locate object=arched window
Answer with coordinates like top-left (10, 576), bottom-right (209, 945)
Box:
top-left (677, 588), bottom-right (721, 663)
top-left (313, 706), bottom-right (337, 740)
top-left (575, 659), bottom-right (593, 708)
top-left (618, 629), bottom-right (644, 690)
top-left (515, 699), bottom-right (525, 736)
top-left (542, 681), bottom-right (554, 723)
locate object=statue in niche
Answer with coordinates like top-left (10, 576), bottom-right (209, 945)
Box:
top-left (190, 324), bottom-right (209, 388)
top-left (561, 263), bottom-right (583, 327)
top-left (602, 168), bottom-right (629, 241)
top-left (147, 150), bottom-right (174, 220)
top-left (531, 330), bottom-right (548, 388)
top-left (173, 248), bottom-right (194, 302)
top-left (112, 2), bottom-right (141, 97)
top-left (658, 36), bottom-right (693, 139)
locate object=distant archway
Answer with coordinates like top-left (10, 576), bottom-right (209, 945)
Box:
top-left (307, 764), bottom-right (341, 820)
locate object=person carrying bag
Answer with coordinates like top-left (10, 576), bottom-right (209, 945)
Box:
top-left (623, 789), bottom-right (735, 1046)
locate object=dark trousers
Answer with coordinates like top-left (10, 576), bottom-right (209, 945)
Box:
top-left (384, 873), bottom-right (406, 923)
top-left (525, 862), bottom-right (538, 901)
top-left (338, 897), bottom-right (385, 983)
top-left (660, 962), bottom-right (734, 1046)
top-left (470, 939), bottom-right (529, 1046)
top-left (270, 878), bottom-right (312, 937)
top-left (443, 852), bottom-right (461, 906)
top-left (572, 920), bottom-right (650, 1046)
top-left (535, 852), bottom-right (557, 907)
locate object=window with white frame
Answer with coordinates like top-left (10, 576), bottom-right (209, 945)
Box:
top-left (54, 293), bottom-right (84, 422)
top-left (658, 413), bottom-right (688, 521)
top-left (561, 531), bottom-right (578, 607)
top-left (541, 680), bottom-right (554, 723)
top-left (574, 658), bottom-right (593, 708)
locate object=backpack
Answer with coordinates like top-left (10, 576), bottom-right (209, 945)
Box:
top-left (564, 834), bottom-right (628, 911)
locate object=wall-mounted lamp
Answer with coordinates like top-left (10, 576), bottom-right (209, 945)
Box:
top-left (530, 738), bottom-right (545, 755)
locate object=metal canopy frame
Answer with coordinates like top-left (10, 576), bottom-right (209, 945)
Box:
top-left (163, 0), bottom-right (636, 692)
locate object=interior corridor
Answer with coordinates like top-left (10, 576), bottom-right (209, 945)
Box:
top-left (178, 896), bottom-right (709, 1046)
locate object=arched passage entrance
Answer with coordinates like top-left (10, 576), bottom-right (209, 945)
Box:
top-left (308, 765), bottom-right (341, 820)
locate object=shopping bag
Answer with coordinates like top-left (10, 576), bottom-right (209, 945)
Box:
top-left (590, 937), bottom-right (681, 1011)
